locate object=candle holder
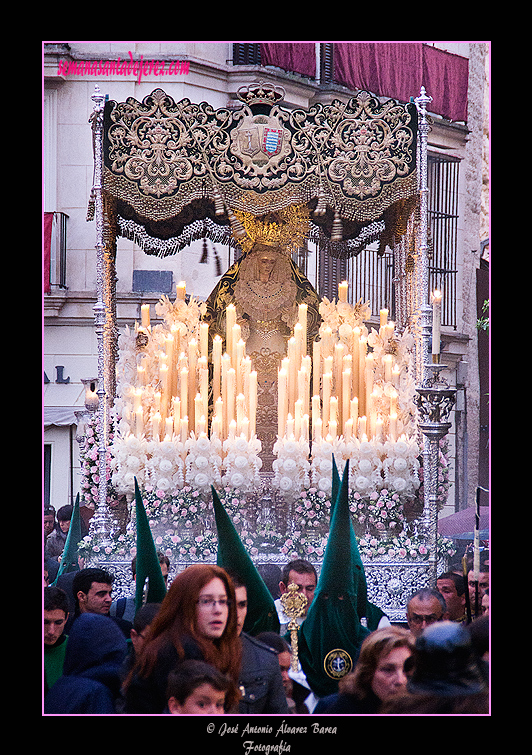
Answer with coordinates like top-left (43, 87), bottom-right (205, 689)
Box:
top-left (415, 363), bottom-right (456, 584)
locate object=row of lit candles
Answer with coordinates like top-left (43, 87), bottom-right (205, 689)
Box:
top-left (278, 292), bottom-right (401, 443)
top-left (133, 285), bottom-right (258, 444)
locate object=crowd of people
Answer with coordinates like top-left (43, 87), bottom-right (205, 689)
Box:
top-left (43, 505), bottom-right (490, 716)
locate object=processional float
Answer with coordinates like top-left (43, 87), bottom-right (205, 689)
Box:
top-left (82, 81), bottom-right (456, 620)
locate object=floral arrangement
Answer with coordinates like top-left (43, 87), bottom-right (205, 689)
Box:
top-left (221, 434), bottom-right (263, 493)
top-left (272, 436), bottom-right (311, 497)
top-left (79, 414), bottom-right (117, 509)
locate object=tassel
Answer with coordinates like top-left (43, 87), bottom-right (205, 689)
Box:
top-left (314, 186), bottom-right (327, 216)
top-left (214, 249), bottom-right (222, 277)
top-left (213, 187), bottom-right (225, 216)
top-left (200, 238), bottom-right (209, 264)
top-left (331, 210), bottom-right (343, 242)
top-left (227, 209), bottom-right (247, 240)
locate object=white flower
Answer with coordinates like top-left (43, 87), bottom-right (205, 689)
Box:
top-left (194, 473), bottom-right (209, 488)
top-left (279, 476), bottom-right (293, 491)
top-left (196, 436), bottom-right (211, 453)
top-left (230, 473), bottom-right (245, 488)
top-left (391, 477), bottom-right (407, 492)
top-left (283, 458), bottom-right (297, 472)
top-left (358, 458), bottom-right (373, 475)
top-left (235, 455), bottom-right (249, 469)
top-left (393, 457), bottom-right (408, 472)
top-left (354, 475), bottom-right (371, 492)
top-left (156, 477), bottom-right (171, 491)
top-left (195, 455), bottom-right (209, 469)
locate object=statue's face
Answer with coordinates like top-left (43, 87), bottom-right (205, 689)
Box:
top-left (256, 249), bottom-right (277, 278)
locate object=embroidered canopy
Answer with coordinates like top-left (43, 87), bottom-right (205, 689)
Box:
top-left (100, 83), bottom-right (419, 258)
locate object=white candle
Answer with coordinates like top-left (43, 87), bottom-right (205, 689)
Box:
top-left (298, 303), bottom-right (308, 355)
top-left (432, 290), bottom-right (442, 357)
top-left (213, 335), bottom-right (222, 401)
top-left (226, 368), bottom-right (236, 425)
top-left (176, 281), bottom-right (186, 300)
top-left (358, 415), bottom-right (367, 440)
top-left (141, 303), bottom-right (150, 330)
top-left (151, 411), bottom-right (161, 442)
top-left (228, 419), bottom-right (236, 440)
top-left (226, 303), bottom-right (236, 357)
top-left (358, 335), bottom-right (367, 416)
top-left (375, 416), bottom-right (383, 442)
top-left (194, 393), bottom-right (203, 436)
top-left (301, 414), bottom-right (309, 443)
top-left (344, 417), bottom-right (353, 441)
top-left (389, 412), bottom-right (397, 442)
top-left (312, 394), bottom-right (321, 428)
top-left (135, 406), bottom-right (144, 437)
top-left (389, 388), bottom-right (398, 417)
top-left (160, 363), bottom-right (169, 421)
top-left (249, 370), bottom-right (257, 438)
top-left (180, 416), bottom-right (189, 444)
top-left (200, 322), bottom-right (209, 359)
top-left (137, 364), bottom-right (147, 386)
top-left (380, 308), bottom-right (388, 329)
top-left (338, 280), bottom-right (348, 302)
top-left (383, 354), bottom-right (393, 383)
top-left (294, 398), bottom-right (302, 440)
top-left (294, 323), bottom-right (303, 367)
top-left (286, 413), bottom-right (295, 439)
top-left (329, 418), bottom-right (337, 439)
top-left (199, 358), bottom-right (209, 418)
top-left (365, 352), bottom-right (374, 416)
top-left (342, 368), bottom-right (351, 431)
top-left (392, 363), bottom-right (401, 388)
top-left (180, 368), bottom-right (188, 422)
top-left (322, 372), bottom-right (332, 429)
top-left (350, 396), bottom-right (359, 428)
top-left (313, 417), bottom-right (322, 442)
top-left (329, 395), bottom-right (338, 426)
top-left (165, 417), bottom-right (174, 440)
top-left (236, 393), bottom-right (245, 435)
top-left (278, 367), bottom-right (288, 438)
top-left (312, 339), bottom-right (321, 396)
top-left (232, 323), bottom-right (241, 369)
top-left (236, 339), bottom-right (245, 394)
top-left (133, 387), bottom-right (143, 412)
top-left (334, 342), bottom-right (344, 397)
top-left (352, 326), bottom-right (360, 400)
top-left (288, 337), bottom-right (297, 413)
top-left (173, 397), bottom-right (181, 435)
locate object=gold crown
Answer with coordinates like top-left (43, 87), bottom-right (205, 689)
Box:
top-left (236, 80), bottom-right (286, 108)
top-left (234, 204), bottom-right (310, 256)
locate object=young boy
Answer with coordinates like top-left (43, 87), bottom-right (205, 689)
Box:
top-left (44, 586), bottom-right (70, 692)
top-left (166, 660), bottom-right (234, 714)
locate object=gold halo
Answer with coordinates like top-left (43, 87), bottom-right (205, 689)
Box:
top-left (233, 204), bottom-right (310, 256)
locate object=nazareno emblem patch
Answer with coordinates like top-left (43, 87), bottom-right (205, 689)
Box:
top-left (323, 648), bottom-right (353, 679)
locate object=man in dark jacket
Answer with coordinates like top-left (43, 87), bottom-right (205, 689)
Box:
top-left (44, 613), bottom-right (128, 714)
top-left (232, 574), bottom-right (289, 714)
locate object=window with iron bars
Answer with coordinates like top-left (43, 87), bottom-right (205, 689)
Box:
top-left (427, 153), bottom-right (459, 329)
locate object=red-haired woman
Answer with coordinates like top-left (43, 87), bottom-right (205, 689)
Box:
top-left (122, 564), bottom-right (242, 713)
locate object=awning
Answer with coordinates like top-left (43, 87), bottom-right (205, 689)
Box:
top-left (438, 507), bottom-right (490, 538)
top-left (44, 406), bottom-right (79, 427)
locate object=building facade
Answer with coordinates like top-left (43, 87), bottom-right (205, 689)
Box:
top-left (43, 41), bottom-right (490, 518)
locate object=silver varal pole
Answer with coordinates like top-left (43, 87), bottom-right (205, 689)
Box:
top-left (414, 86), bottom-right (456, 584)
top-left (88, 86), bottom-right (113, 552)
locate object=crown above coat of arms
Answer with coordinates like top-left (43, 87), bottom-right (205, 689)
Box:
top-left (236, 81), bottom-right (286, 107)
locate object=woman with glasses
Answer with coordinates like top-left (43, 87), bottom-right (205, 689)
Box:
top-left (122, 564), bottom-right (241, 713)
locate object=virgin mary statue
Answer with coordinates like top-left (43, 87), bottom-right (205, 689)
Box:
top-left (203, 206), bottom-right (321, 468)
